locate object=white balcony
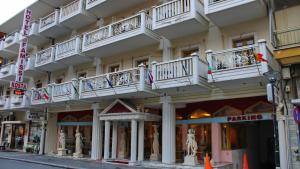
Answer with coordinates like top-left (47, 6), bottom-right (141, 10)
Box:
top-left (152, 55), bottom-right (210, 94)
top-left (31, 86), bottom-right (52, 106)
top-left (39, 9), bottom-right (69, 38)
top-left (206, 40), bottom-right (280, 88)
top-left (85, 0), bottom-right (146, 17)
top-left (0, 63), bottom-right (16, 81)
top-left (60, 0), bottom-right (96, 30)
top-left (10, 95), bottom-right (31, 110)
top-left (152, 0), bottom-right (208, 39)
top-left (55, 36), bottom-right (90, 65)
top-left (35, 47), bottom-right (64, 71)
top-left (82, 11), bottom-right (160, 57)
top-left (79, 65), bottom-right (155, 101)
top-left (52, 79), bottom-right (79, 103)
top-left (27, 21), bottom-right (49, 46)
top-left (24, 56), bottom-right (44, 77)
top-left (204, 0), bottom-right (267, 27)
top-left (0, 32), bottom-right (21, 57)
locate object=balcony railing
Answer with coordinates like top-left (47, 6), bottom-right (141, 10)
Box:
top-left (55, 36), bottom-right (81, 60)
top-left (52, 79), bottom-right (79, 101)
top-left (35, 47), bottom-right (55, 67)
top-left (273, 26), bottom-right (300, 48)
top-left (4, 31), bottom-right (21, 47)
top-left (86, 0), bottom-right (97, 5)
top-left (31, 87), bottom-right (52, 105)
top-left (79, 65), bottom-right (150, 97)
top-left (0, 96), bottom-right (5, 106)
top-left (154, 0), bottom-right (191, 22)
top-left (208, 0), bottom-right (229, 5)
top-left (208, 45), bottom-right (258, 71)
top-left (83, 11), bottom-right (152, 47)
top-left (60, 0), bottom-right (83, 20)
top-left (0, 63), bottom-right (16, 76)
top-left (39, 10), bottom-right (59, 32)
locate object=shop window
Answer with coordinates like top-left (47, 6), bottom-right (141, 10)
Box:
top-left (28, 123), bottom-right (42, 144)
top-left (182, 48), bottom-right (199, 58)
top-left (232, 36), bottom-right (255, 48)
top-left (221, 123), bottom-right (247, 150)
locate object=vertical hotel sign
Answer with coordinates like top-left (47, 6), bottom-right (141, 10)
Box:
top-left (11, 9), bottom-right (32, 90)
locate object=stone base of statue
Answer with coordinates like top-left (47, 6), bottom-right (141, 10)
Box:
top-left (184, 155), bottom-right (198, 166)
top-left (118, 152), bottom-right (125, 159)
top-left (73, 152), bottom-right (83, 158)
top-left (57, 148), bottom-right (67, 156)
top-left (150, 153), bottom-right (161, 161)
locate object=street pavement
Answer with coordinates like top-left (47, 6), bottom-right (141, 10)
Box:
top-left (0, 151), bottom-right (156, 169)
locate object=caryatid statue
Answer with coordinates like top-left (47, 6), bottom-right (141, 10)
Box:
top-left (73, 127), bottom-right (83, 158)
top-left (186, 129), bottom-right (198, 156)
top-left (150, 125), bottom-right (161, 160)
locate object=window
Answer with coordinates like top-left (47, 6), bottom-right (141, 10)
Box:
top-left (78, 72), bottom-right (87, 78)
top-left (35, 81), bottom-right (42, 88)
top-left (136, 59), bottom-right (149, 68)
top-left (232, 36), bottom-right (255, 48)
top-left (182, 48), bottom-right (199, 58)
top-left (109, 65), bottom-right (120, 73)
top-left (221, 123), bottom-right (247, 150)
top-left (28, 123), bottom-right (42, 144)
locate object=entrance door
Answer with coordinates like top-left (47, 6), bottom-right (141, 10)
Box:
top-left (11, 124), bottom-right (25, 150)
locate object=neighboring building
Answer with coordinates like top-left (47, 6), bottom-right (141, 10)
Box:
top-left (271, 0), bottom-right (300, 168)
top-left (0, 0), bottom-right (287, 169)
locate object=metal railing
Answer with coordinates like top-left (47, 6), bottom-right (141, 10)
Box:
top-left (52, 80), bottom-right (78, 98)
top-left (55, 36), bottom-right (81, 59)
top-left (208, 45), bottom-right (259, 71)
top-left (39, 10), bottom-right (59, 30)
top-left (273, 26), bottom-right (300, 48)
top-left (35, 47), bottom-right (55, 66)
top-left (208, 0), bottom-right (230, 5)
top-left (83, 12), bottom-right (151, 47)
top-left (60, 0), bottom-right (82, 19)
top-left (154, 57), bottom-right (194, 81)
top-left (155, 0), bottom-right (191, 22)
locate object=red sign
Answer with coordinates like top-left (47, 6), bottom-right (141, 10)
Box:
top-left (293, 107), bottom-right (300, 124)
top-left (10, 81), bottom-right (27, 90)
top-left (227, 114), bottom-right (263, 122)
top-left (22, 9), bottom-right (32, 36)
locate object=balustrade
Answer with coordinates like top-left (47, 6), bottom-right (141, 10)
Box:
top-left (35, 47), bottom-right (55, 66)
top-left (55, 36), bottom-right (81, 59)
top-left (155, 0), bottom-right (191, 22)
top-left (60, 0), bottom-right (82, 20)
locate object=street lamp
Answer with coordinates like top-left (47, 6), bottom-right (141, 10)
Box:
top-left (264, 71), bottom-right (280, 168)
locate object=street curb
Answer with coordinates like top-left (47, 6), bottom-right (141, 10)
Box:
top-left (0, 156), bottom-right (86, 169)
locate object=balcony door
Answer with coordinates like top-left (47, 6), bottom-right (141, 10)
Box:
top-left (232, 36), bottom-right (255, 48)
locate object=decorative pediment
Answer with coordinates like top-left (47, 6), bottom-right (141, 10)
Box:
top-left (214, 105), bottom-right (242, 117)
top-left (101, 99), bottom-right (137, 114)
top-left (244, 101), bottom-right (272, 114)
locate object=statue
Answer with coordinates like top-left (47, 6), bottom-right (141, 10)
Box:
top-left (73, 127), bottom-right (83, 158)
top-left (150, 125), bottom-right (161, 161)
top-left (57, 129), bottom-right (67, 156)
top-left (184, 129), bottom-right (198, 166)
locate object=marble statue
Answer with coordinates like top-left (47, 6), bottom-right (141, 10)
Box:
top-left (57, 129), bottom-right (67, 156)
top-left (150, 125), bottom-right (161, 161)
top-left (73, 128), bottom-right (83, 158)
top-left (184, 129), bottom-right (198, 166)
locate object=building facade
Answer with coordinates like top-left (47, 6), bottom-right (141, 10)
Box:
top-left (0, 0), bottom-right (295, 168)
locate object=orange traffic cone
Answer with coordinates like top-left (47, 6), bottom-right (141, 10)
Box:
top-left (243, 152), bottom-right (249, 169)
top-left (205, 153), bottom-right (213, 169)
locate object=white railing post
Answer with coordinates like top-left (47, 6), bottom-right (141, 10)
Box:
top-left (152, 6), bottom-right (157, 29)
top-left (82, 32), bottom-right (87, 48)
top-left (140, 11), bottom-right (146, 32)
top-left (71, 78), bottom-right (78, 99)
top-left (55, 9), bottom-right (60, 24)
top-left (139, 64), bottom-right (145, 90)
top-left (258, 39), bottom-right (268, 74)
top-left (192, 53), bottom-right (200, 84)
top-left (75, 36), bottom-right (81, 53)
top-left (151, 61), bottom-right (157, 89)
top-left (205, 50), bottom-right (213, 82)
top-left (78, 77), bottom-right (84, 99)
top-left (108, 25), bottom-right (113, 37)
top-left (79, 0), bottom-right (83, 13)
top-left (50, 83), bottom-right (55, 102)
top-left (190, 0), bottom-right (196, 16)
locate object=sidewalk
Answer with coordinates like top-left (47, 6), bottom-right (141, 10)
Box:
top-left (0, 151), bottom-right (151, 169)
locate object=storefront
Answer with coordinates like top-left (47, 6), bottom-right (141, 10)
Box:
top-left (176, 96), bottom-right (275, 169)
top-left (1, 121), bottom-right (26, 150)
top-left (56, 110), bottom-right (93, 156)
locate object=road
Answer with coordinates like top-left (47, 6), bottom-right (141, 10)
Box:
top-left (0, 159), bottom-right (64, 169)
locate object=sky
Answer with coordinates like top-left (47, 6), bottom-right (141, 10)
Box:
top-left (0, 0), bottom-right (36, 25)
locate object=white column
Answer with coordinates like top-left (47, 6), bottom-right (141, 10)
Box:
top-left (161, 96), bottom-right (176, 164)
top-left (160, 37), bottom-right (172, 61)
top-left (103, 120), bottom-right (111, 160)
top-left (39, 121), bottom-right (46, 155)
top-left (130, 120), bottom-right (138, 163)
top-left (111, 121), bottom-right (118, 159)
top-left (94, 57), bottom-right (103, 76)
top-left (138, 120), bottom-right (145, 162)
top-left (91, 103), bottom-right (102, 160)
top-left (278, 116), bottom-right (288, 169)
top-left (67, 65), bottom-right (75, 80)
